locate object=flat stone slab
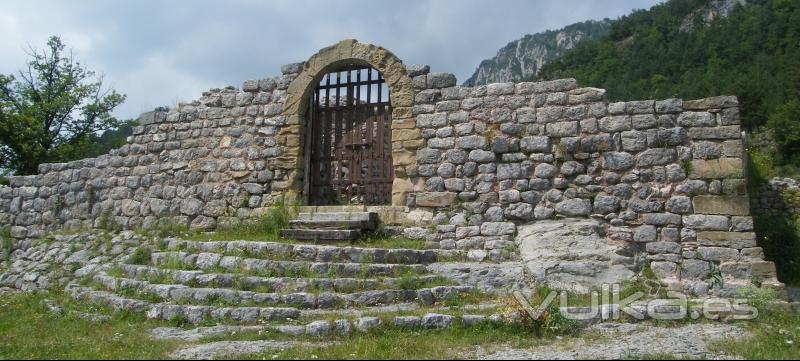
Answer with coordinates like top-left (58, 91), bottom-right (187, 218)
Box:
top-left (476, 322), bottom-right (748, 360)
top-left (516, 219), bottom-right (638, 293)
top-left (151, 325), bottom-right (267, 342)
top-left (170, 340), bottom-right (330, 360)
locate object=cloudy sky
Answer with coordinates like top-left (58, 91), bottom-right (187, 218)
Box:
top-left (0, 0), bottom-right (662, 120)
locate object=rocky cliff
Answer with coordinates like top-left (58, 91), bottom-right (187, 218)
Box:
top-left (463, 20), bottom-right (610, 86)
top-left (465, 0), bottom-right (753, 87)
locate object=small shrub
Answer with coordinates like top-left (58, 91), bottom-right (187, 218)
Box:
top-left (168, 314), bottom-right (190, 328)
top-left (97, 210), bottom-right (120, 232)
top-left (0, 227), bottom-right (13, 261)
top-left (680, 159), bottom-right (693, 176)
top-left (501, 290), bottom-right (580, 337)
top-left (127, 247), bottom-right (151, 265)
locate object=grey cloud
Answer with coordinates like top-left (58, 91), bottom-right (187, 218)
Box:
top-left (0, 0), bottom-right (663, 119)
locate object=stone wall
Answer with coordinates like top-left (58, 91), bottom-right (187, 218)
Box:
top-left (751, 177), bottom-right (800, 215)
top-left (0, 39), bottom-right (782, 296)
top-left (0, 63), bottom-right (305, 239)
top-left (398, 74), bottom-right (779, 296)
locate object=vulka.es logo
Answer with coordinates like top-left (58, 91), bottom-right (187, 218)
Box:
top-left (513, 283), bottom-right (758, 321)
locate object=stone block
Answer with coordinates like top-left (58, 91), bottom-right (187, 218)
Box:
top-left (603, 152), bottom-right (635, 171)
top-left (681, 259), bottom-right (710, 280)
top-left (655, 98), bottom-right (682, 113)
top-left (545, 121), bottom-right (578, 136)
top-left (642, 213), bottom-right (682, 226)
top-left (634, 225), bottom-right (658, 242)
top-left (689, 158), bottom-right (743, 179)
top-left (646, 241), bottom-right (680, 254)
top-left (426, 73), bottom-right (457, 89)
top-left (650, 261), bottom-right (678, 279)
top-left (682, 96), bottom-right (738, 110)
top-left (598, 115), bottom-right (632, 132)
top-left (682, 215), bottom-right (729, 230)
top-left (677, 112), bottom-right (716, 127)
top-left (696, 231), bottom-right (756, 249)
top-left (637, 148), bottom-right (676, 167)
top-left (555, 198), bottom-right (592, 216)
top-left (687, 126), bottom-right (741, 140)
top-left (692, 195), bottom-right (749, 216)
top-left (697, 247), bottom-right (739, 262)
top-left (415, 192), bottom-right (456, 207)
top-left (480, 222), bottom-right (516, 236)
top-left (520, 136), bottom-right (550, 153)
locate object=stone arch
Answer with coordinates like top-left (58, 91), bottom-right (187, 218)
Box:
top-left (279, 39), bottom-right (417, 206)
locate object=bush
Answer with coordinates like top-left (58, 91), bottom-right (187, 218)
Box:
top-left (127, 247), bottom-right (151, 265)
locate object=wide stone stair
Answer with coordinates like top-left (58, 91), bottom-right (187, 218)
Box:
top-left (279, 211), bottom-right (378, 241)
top-left (66, 237), bottom-right (523, 355)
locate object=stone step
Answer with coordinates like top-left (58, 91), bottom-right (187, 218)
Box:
top-left (92, 273), bottom-right (473, 309)
top-left (287, 219), bottom-right (376, 230)
top-left (68, 284), bottom-right (499, 325)
top-left (164, 239), bottom-right (443, 264)
top-left (297, 205), bottom-right (369, 213)
top-left (117, 264), bottom-right (453, 293)
top-left (294, 212), bottom-right (377, 223)
top-left (68, 285), bottom-right (301, 324)
top-left (152, 312), bottom-right (505, 341)
top-left (150, 251), bottom-right (430, 278)
top-left (279, 229), bottom-right (362, 241)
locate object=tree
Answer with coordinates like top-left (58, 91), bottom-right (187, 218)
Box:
top-left (0, 35), bottom-right (125, 175)
top-left (767, 99), bottom-right (800, 163)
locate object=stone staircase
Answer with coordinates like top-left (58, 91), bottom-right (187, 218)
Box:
top-left (66, 237), bottom-right (524, 351)
top-left (279, 210), bottom-right (379, 242)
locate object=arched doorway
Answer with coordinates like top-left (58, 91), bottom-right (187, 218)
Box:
top-left (304, 64), bottom-right (394, 205)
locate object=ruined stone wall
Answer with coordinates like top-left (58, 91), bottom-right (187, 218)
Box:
top-left (0, 63), bottom-right (306, 239)
top-left (751, 178), bottom-right (800, 216)
top-left (0, 40), bottom-right (782, 295)
top-left (399, 71), bottom-right (780, 295)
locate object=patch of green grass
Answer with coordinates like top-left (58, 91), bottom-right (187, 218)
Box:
top-left (237, 321), bottom-right (546, 360)
top-left (0, 227), bottom-right (12, 262)
top-left (116, 286), bottom-right (164, 303)
top-left (184, 200), bottom-right (296, 242)
top-left (708, 287), bottom-right (800, 360)
top-left (0, 291), bottom-right (178, 359)
top-left (146, 270), bottom-right (176, 285)
top-left (106, 265), bottom-right (125, 278)
top-left (351, 234), bottom-right (427, 250)
top-left (126, 247), bottom-right (151, 265)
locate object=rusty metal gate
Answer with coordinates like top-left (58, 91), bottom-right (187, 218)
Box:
top-left (305, 64), bottom-right (393, 205)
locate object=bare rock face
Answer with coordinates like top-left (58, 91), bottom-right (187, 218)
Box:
top-left (516, 219), bottom-right (641, 293)
top-left (464, 20), bottom-right (611, 86)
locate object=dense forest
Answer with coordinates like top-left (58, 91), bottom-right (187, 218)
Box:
top-left (538, 0), bottom-right (800, 168)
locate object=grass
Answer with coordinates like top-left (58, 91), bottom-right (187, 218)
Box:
top-left (0, 291), bottom-right (179, 359)
top-left (145, 200), bottom-right (428, 250)
top-left (127, 247), bottom-right (152, 265)
top-left (0, 227), bottom-right (12, 263)
top-left (708, 287), bottom-right (800, 359)
top-left (235, 321), bottom-right (547, 360)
